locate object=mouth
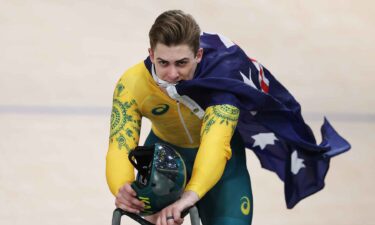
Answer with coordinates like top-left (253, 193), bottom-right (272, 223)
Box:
top-left (152, 65), bottom-right (180, 87)
top-left (157, 79), bottom-right (178, 88)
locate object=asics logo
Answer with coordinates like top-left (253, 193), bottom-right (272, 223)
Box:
top-left (240, 196), bottom-right (250, 215)
top-left (152, 104), bottom-right (169, 115)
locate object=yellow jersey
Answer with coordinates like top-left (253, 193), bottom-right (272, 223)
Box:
top-left (106, 61), bottom-right (239, 199)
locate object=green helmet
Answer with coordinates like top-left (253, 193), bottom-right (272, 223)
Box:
top-left (129, 143), bottom-right (187, 216)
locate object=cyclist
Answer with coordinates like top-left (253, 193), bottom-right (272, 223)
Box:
top-left (106, 9), bottom-right (350, 225)
top-left (107, 10), bottom-right (253, 225)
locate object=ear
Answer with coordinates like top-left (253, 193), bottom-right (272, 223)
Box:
top-left (148, 48), bottom-right (155, 64)
top-left (195, 48), bottom-right (204, 63)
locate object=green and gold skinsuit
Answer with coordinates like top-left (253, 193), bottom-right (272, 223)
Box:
top-left (106, 61), bottom-right (253, 225)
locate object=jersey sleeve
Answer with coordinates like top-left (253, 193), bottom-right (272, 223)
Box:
top-left (184, 104), bottom-right (239, 198)
top-left (106, 77), bottom-right (142, 196)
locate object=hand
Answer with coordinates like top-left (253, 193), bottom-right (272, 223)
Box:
top-left (156, 191), bottom-right (199, 225)
top-left (115, 183), bottom-right (144, 214)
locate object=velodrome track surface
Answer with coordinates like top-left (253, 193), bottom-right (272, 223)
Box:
top-left (1, 1), bottom-right (374, 224)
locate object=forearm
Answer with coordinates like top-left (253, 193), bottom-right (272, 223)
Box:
top-left (106, 79), bottom-right (141, 196)
top-left (185, 104), bottom-right (239, 198)
top-left (185, 134), bottom-right (228, 198)
top-left (106, 150), bottom-right (136, 195)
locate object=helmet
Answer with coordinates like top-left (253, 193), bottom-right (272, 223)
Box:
top-left (129, 143), bottom-right (187, 216)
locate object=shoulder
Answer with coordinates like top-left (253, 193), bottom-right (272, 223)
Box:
top-left (117, 61), bottom-right (152, 89)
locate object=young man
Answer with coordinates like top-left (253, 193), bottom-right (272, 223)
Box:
top-left (107, 10), bottom-right (252, 225)
top-left (106, 10), bottom-right (350, 225)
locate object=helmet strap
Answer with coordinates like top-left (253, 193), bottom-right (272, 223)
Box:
top-left (128, 146), bottom-right (155, 185)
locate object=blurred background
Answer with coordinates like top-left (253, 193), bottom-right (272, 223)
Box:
top-left (1, 1), bottom-right (374, 224)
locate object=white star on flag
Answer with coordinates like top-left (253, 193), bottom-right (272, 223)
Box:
top-left (240, 68), bottom-right (257, 89)
top-left (251, 132), bottom-right (278, 150)
top-left (291, 150), bottom-right (305, 175)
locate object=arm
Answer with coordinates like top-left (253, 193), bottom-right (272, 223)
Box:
top-left (155, 104), bottom-right (239, 225)
top-left (185, 104), bottom-right (239, 197)
top-left (106, 78), bottom-right (144, 213)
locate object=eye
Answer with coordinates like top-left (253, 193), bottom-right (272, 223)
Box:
top-left (158, 60), bottom-right (168, 66)
top-left (176, 61), bottom-right (188, 66)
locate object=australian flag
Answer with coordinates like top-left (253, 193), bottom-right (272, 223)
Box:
top-left (145, 32), bottom-right (351, 208)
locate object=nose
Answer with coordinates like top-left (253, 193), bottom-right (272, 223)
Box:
top-left (166, 65), bottom-right (179, 82)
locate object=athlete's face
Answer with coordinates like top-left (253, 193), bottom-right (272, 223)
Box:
top-left (149, 43), bottom-right (203, 83)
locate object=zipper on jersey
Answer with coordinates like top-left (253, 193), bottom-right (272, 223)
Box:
top-left (176, 101), bottom-right (194, 144)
